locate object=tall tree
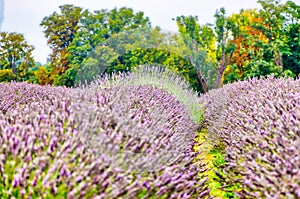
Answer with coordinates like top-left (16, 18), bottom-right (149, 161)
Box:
top-left (213, 8), bottom-right (238, 88)
top-left (222, 1), bottom-right (300, 83)
top-left (76, 46), bottom-right (119, 84)
top-left (66, 9), bottom-right (108, 70)
top-left (175, 15), bottom-right (216, 92)
top-left (281, 1), bottom-right (300, 75)
top-left (255, 0), bottom-right (295, 68)
top-left (67, 7), bottom-right (151, 70)
top-left (176, 8), bottom-right (238, 92)
top-left (0, 32), bottom-right (35, 77)
top-left (223, 9), bottom-right (274, 82)
top-left (72, 26), bottom-right (202, 89)
top-left (104, 27), bottom-right (164, 55)
top-left (60, 7), bottom-right (153, 87)
top-left (40, 4), bottom-right (86, 75)
top-left (107, 7), bottom-right (151, 34)
top-left (282, 23), bottom-right (300, 75)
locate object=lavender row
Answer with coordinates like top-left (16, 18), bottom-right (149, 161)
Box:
top-left (0, 73), bottom-right (210, 198)
top-left (202, 75), bottom-right (300, 198)
top-left (87, 65), bottom-right (205, 124)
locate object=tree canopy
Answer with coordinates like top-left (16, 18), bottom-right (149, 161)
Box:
top-left (0, 32), bottom-right (35, 81)
top-left (0, 1), bottom-right (299, 93)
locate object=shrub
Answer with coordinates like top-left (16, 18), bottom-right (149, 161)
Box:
top-left (33, 66), bottom-right (52, 85)
top-left (0, 69), bottom-right (16, 82)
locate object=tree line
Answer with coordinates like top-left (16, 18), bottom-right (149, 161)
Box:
top-left (0, 0), bottom-right (299, 93)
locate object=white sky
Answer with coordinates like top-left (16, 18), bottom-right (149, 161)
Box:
top-left (1, 0), bottom-right (261, 64)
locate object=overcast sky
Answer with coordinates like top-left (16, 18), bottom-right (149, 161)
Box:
top-left (1, 0), bottom-right (262, 64)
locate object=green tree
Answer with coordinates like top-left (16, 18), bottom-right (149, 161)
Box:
top-left (69, 27), bottom-right (162, 86)
top-left (76, 46), bottom-right (119, 84)
top-left (175, 8), bottom-right (238, 92)
top-left (66, 9), bottom-right (107, 70)
top-left (223, 9), bottom-right (282, 83)
top-left (282, 23), bottom-right (300, 75)
top-left (104, 27), bottom-right (164, 55)
top-left (213, 8), bottom-right (238, 88)
top-left (101, 26), bottom-right (202, 91)
top-left (58, 7), bottom-right (151, 87)
top-left (0, 32), bottom-right (35, 81)
top-left (254, 0), bottom-right (299, 70)
top-left (175, 15), bottom-right (217, 92)
top-left (107, 7), bottom-right (151, 34)
top-left (281, 1), bottom-right (300, 76)
top-left (67, 7), bottom-right (151, 70)
top-left (40, 4), bottom-right (86, 75)
top-left (239, 0), bottom-right (300, 79)
top-left (107, 48), bottom-right (200, 92)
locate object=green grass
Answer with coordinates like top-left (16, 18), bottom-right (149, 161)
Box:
top-left (193, 128), bottom-right (241, 199)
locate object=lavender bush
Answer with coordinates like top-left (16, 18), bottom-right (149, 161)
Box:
top-left (0, 66), bottom-right (210, 198)
top-left (88, 65), bottom-right (205, 124)
top-left (202, 75), bottom-right (300, 198)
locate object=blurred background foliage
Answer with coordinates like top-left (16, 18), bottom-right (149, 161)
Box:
top-left (0, 0), bottom-right (299, 93)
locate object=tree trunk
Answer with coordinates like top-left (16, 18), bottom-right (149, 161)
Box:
top-left (274, 50), bottom-right (283, 68)
top-left (188, 46), bottom-right (209, 93)
top-left (9, 56), bottom-right (17, 74)
top-left (12, 62), bottom-right (17, 74)
top-left (214, 52), bottom-right (227, 89)
top-left (196, 70), bottom-right (208, 93)
top-left (214, 50), bottom-right (234, 89)
top-left (214, 67), bottom-right (224, 89)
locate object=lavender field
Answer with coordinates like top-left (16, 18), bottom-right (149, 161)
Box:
top-left (0, 67), bottom-right (209, 199)
top-left (1, 66), bottom-right (300, 198)
top-left (202, 75), bottom-right (300, 198)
